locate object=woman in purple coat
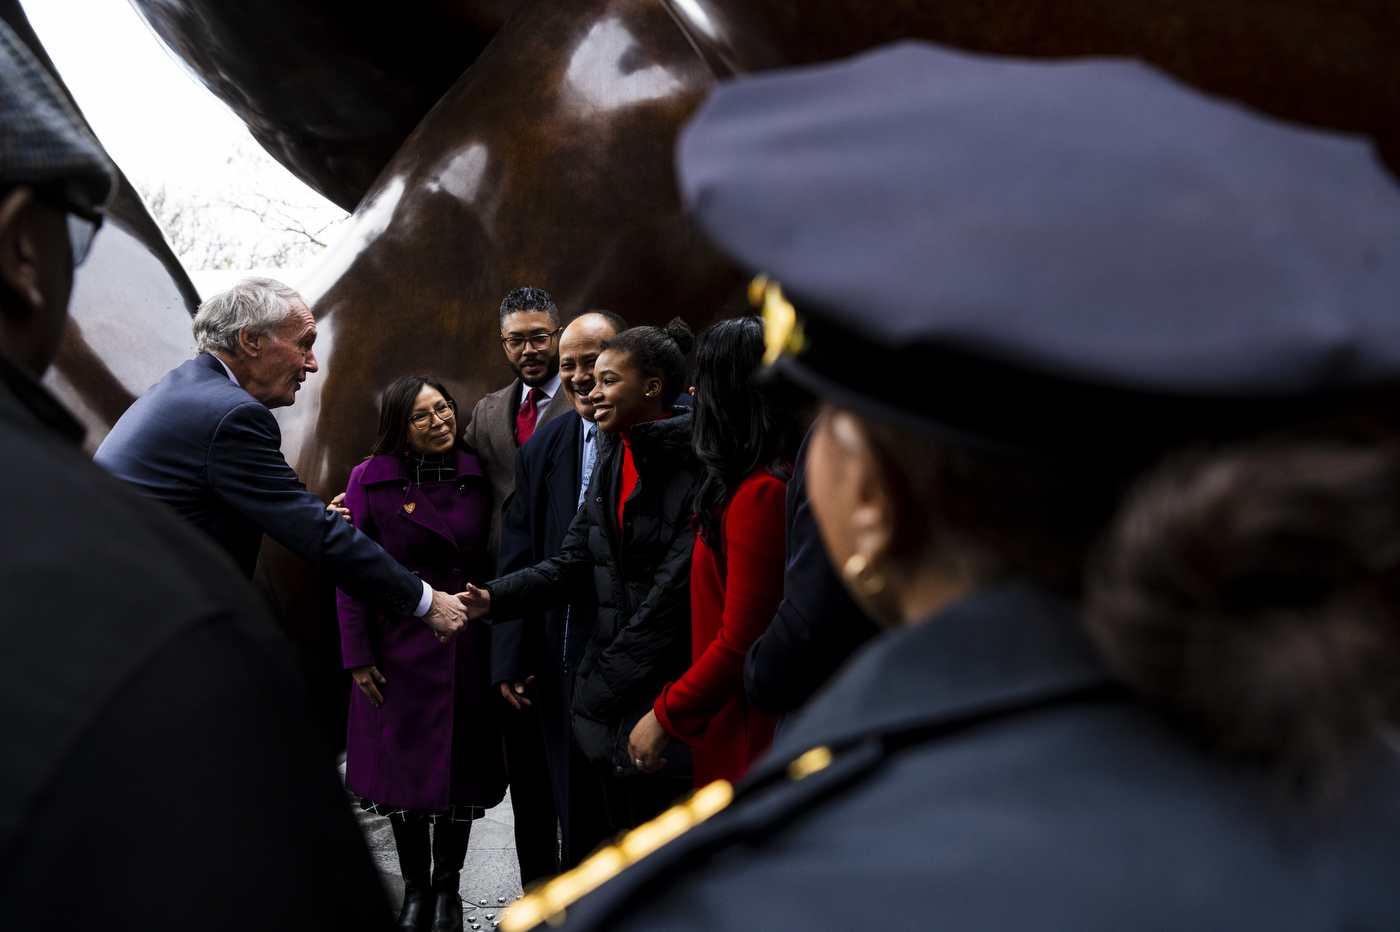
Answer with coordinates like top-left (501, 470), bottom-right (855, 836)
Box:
top-left (337, 375), bottom-right (506, 932)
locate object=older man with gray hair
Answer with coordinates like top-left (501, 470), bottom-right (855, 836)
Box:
top-left (97, 277), bottom-right (469, 640)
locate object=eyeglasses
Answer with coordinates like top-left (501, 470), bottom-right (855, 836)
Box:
top-left (502, 327), bottom-right (562, 352)
top-left (410, 401), bottom-right (456, 429)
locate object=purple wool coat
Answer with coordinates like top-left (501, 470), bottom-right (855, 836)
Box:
top-left (337, 449), bottom-right (506, 814)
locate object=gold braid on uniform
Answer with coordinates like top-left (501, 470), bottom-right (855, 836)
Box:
top-left (499, 747), bottom-right (837, 931)
top-left (499, 780), bottom-right (734, 931)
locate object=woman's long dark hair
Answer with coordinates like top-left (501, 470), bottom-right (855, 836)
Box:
top-left (692, 317), bottom-right (798, 545)
top-left (369, 374), bottom-right (460, 456)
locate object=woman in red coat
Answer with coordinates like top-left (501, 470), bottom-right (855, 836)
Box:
top-left (628, 316), bottom-right (799, 786)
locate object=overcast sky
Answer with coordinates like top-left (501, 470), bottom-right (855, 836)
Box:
top-left (21, 0), bottom-right (344, 285)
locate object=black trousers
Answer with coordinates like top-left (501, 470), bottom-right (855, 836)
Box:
top-left (563, 747), bottom-right (613, 868)
top-left (595, 767), bottom-right (691, 834)
top-left (388, 816), bottom-right (472, 893)
top-left (499, 689), bottom-right (559, 885)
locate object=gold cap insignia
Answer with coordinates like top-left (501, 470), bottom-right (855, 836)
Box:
top-left (499, 779), bottom-right (734, 931)
top-left (749, 274), bottom-right (807, 366)
top-left (403, 502), bottom-right (416, 514)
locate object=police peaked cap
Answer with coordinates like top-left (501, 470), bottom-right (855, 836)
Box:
top-left (677, 42), bottom-right (1400, 462)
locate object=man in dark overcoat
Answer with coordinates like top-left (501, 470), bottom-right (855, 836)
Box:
top-left (494, 310), bottom-right (627, 870)
top-left (460, 286), bottom-right (571, 884)
top-left (0, 19), bottom-right (392, 929)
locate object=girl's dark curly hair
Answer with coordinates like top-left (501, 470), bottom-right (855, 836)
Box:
top-left (598, 316), bottom-right (694, 406)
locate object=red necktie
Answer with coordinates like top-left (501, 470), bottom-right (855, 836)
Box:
top-left (516, 387), bottom-right (544, 445)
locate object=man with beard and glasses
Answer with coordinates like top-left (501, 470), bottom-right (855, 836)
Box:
top-left (460, 285), bottom-right (572, 885)
top-left (462, 286), bottom-right (572, 555)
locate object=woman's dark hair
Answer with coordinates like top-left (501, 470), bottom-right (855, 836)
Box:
top-left (598, 316), bottom-right (694, 405)
top-left (692, 317), bottom-right (798, 544)
top-left (1085, 424), bottom-right (1400, 798)
top-left (856, 409), bottom-right (1400, 798)
top-left (369, 374), bottom-right (460, 456)
top-left (856, 418), bottom-right (1119, 592)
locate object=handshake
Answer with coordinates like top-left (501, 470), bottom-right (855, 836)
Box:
top-left (420, 583), bottom-right (494, 643)
top-left (328, 496), bottom-right (492, 644)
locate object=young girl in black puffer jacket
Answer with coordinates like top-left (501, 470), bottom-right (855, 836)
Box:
top-left (465, 318), bottom-right (698, 832)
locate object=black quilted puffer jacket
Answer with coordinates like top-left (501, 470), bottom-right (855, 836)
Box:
top-left (485, 407), bottom-right (698, 775)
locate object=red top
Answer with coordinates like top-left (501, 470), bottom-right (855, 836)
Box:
top-left (618, 412), bottom-right (671, 528)
top-left (654, 467), bottom-right (786, 786)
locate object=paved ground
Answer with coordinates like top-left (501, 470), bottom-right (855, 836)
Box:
top-left (347, 777), bottom-right (526, 931)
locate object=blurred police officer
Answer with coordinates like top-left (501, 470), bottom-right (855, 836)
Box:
top-left (501, 42), bottom-right (1400, 932)
top-left (0, 20), bottom-right (391, 930)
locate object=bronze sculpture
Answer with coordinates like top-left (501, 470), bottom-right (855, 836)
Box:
top-left (24, 0), bottom-right (1400, 732)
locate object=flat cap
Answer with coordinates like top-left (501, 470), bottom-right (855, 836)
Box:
top-left (678, 42), bottom-right (1400, 457)
top-left (0, 18), bottom-right (114, 214)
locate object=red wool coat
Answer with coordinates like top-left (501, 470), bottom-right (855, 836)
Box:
top-left (654, 468), bottom-right (786, 786)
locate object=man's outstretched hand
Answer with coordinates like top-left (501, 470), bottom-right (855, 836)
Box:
top-left (457, 583), bottom-right (491, 621)
top-left (423, 588), bottom-right (468, 643)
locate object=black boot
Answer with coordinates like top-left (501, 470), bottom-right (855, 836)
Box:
top-left (390, 815), bottom-right (433, 932)
top-left (430, 820), bottom-right (471, 932)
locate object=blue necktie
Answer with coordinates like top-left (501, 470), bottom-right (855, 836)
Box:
top-left (577, 423), bottom-right (597, 509)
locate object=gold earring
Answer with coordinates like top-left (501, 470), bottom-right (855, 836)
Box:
top-left (842, 553), bottom-right (885, 597)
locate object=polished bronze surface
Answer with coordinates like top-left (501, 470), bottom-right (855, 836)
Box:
top-left (35, 0), bottom-right (1400, 738)
top-left (256, 0), bottom-right (740, 731)
top-left (129, 0), bottom-right (526, 210)
top-left (1, 0), bottom-right (199, 454)
top-left (662, 0), bottom-right (1400, 175)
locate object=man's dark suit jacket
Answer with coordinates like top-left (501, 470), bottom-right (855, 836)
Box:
top-left (94, 352), bottom-right (421, 616)
top-left (495, 409), bottom-right (597, 860)
top-left (461, 376), bottom-right (571, 558)
top-left (0, 353), bottom-right (391, 930)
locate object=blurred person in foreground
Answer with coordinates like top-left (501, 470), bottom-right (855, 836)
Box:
top-left (94, 276), bottom-right (469, 644)
top-left (494, 309), bottom-right (629, 870)
top-left (0, 19), bottom-right (392, 930)
top-left (628, 316), bottom-right (798, 786)
top-left (337, 375), bottom-right (503, 932)
top-left (501, 42), bottom-right (1400, 931)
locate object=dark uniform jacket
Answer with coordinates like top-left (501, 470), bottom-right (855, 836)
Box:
top-left (559, 582), bottom-right (1400, 932)
top-left (743, 433), bottom-right (876, 724)
top-left (487, 408), bottom-right (697, 777)
top-left (93, 352), bottom-right (421, 617)
top-left (0, 355), bottom-right (392, 930)
top-left (495, 409), bottom-right (598, 856)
